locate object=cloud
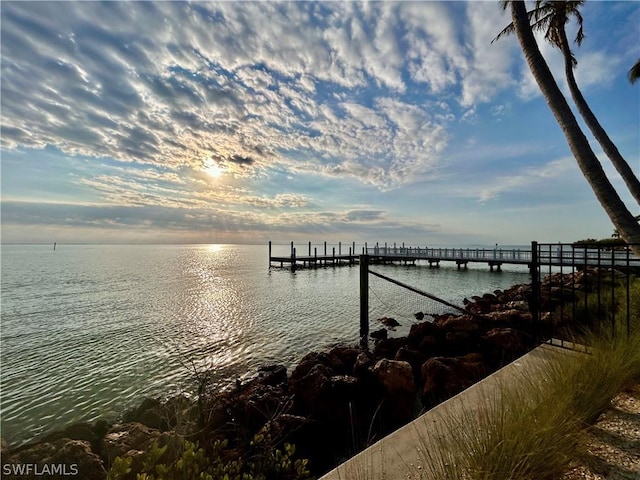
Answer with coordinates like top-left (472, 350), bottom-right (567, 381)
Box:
top-left (1, 1), bottom-right (482, 191)
top-left (476, 157), bottom-right (575, 203)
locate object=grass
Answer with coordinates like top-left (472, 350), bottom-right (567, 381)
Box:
top-left (414, 276), bottom-right (640, 480)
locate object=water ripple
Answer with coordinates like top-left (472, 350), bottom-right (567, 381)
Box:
top-left (1, 244), bottom-right (531, 447)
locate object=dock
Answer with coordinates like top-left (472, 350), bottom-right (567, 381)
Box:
top-left (269, 241), bottom-right (640, 272)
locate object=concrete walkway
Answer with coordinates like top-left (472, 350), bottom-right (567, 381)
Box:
top-left (320, 341), bottom-right (583, 480)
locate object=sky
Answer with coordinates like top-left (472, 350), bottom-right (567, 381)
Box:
top-left (1, 1), bottom-right (639, 246)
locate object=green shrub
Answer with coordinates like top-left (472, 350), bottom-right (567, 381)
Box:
top-left (106, 436), bottom-right (312, 480)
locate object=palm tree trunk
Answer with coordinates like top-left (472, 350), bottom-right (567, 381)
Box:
top-left (557, 28), bottom-right (640, 205)
top-left (509, 1), bottom-right (640, 255)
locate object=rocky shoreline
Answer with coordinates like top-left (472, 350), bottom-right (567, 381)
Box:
top-left (1, 271), bottom-right (595, 479)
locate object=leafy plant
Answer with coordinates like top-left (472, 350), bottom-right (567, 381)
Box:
top-left (106, 435), bottom-right (312, 480)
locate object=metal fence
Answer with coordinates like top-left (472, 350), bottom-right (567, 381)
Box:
top-left (358, 242), bottom-right (639, 347)
top-left (529, 242), bottom-right (639, 341)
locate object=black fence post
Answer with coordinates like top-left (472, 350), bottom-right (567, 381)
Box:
top-left (530, 241), bottom-right (540, 337)
top-left (359, 254), bottom-right (369, 349)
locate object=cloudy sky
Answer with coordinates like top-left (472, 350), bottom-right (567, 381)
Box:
top-left (1, 1), bottom-right (638, 246)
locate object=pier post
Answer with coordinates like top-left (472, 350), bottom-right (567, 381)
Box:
top-left (324, 241), bottom-right (327, 256)
top-left (268, 241), bottom-right (272, 267)
top-left (292, 247), bottom-right (297, 273)
top-left (309, 241), bottom-right (311, 256)
top-left (359, 255), bottom-right (369, 348)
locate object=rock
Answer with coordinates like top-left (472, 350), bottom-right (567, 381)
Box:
top-left (225, 378), bottom-right (291, 433)
top-left (4, 438), bottom-right (107, 480)
top-left (443, 331), bottom-right (477, 355)
top-left (326, 345), bottom-right (361, 374)
top-left (435, 314), bottom-right (479, 333)
top-left (101, 422), bottom-right (162, 465)
top-left (482, 328), bottom-right (528, 367)
top-left (379, 316), bottom-right (401, 328)
top-left (353, 351), bottom-right (374, 376)
top-left (257, 414), bottom-right (312, 446)
top-left (257, 364), bottom-right (288, 386)
top-left (122, 398), bottom-right (165, 431)
top-left (370, 328), bottom-right (388, 341)
top-left (484, 309), bottom-right (525, 324)
top-left (371, 359), bottom-right (417, 428)
top-left (421, 354), bottom-right (488, 406)
top-left (372, 359), bottom-right (415, 395)
top-left (505, 300), bottom-right (529, 312)
top-left (418, 335), bottom-right (439, 354)
top-left (394, 346), bottom-right (424, 377)
top-left (408, 320), bottom-right (441, 348)
top-left (40, 420), bottom-right (110, 455)
top-left (290, 362), bottom-right (334, 416)
top-left (373, 337), bottom-right (407, 359)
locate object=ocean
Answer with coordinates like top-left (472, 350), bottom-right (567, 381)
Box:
top-left (0, 243), bottom-right (531, 447)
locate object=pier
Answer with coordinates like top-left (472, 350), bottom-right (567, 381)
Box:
top-left (269, 241), bottom-right (360, 270)
top-left (269, 241), bottom-right (640, 272)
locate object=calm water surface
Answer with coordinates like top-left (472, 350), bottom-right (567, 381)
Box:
top-left (0, 243), bottom-right (531, 446)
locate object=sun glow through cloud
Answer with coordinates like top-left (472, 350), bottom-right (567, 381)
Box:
top-left (204, 161), bottom-right (224, 179)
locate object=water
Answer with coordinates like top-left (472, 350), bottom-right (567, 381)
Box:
top-left (0, 243), bottom-right (531, 447)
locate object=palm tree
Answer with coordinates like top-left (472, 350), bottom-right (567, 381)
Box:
top-left (502, 1), bottom-right (640, 255)
top-left (630, 59), bottom-right (640, 84)
top-left (494, 1), bottom-right (640, 205)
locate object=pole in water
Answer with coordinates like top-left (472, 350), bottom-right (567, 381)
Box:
top-left (54, 242), bottom-right (56, 251)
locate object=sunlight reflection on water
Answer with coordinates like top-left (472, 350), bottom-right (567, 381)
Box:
top-left (0, 243), bottom-right (531, 447)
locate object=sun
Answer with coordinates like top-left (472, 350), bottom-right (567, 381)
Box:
top-left (204, 160), bottom-right (224, 178)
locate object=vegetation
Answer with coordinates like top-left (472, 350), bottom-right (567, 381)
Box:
top-left (107, 435), bottom-right (312, 480)
top-left (416, 277), bottom-right (640, 480)
top-left (630, 59), bottom-right (640, 84)
top-left (497, 1), bottom-right (640, 254)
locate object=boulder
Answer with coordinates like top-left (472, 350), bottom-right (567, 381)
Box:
top-left (370, 328), bottom-right (388, 341)
top-left (39, 420), bottom-right (110, 454)
top-left (256, 364), bottom-right (288, 386)
top-left (482, 328), bottom-right (528, 367)
top-left (225, 378), bottom-right (291, 433)
top-left (421, 354), bottom-right (488, 406)
top-left (371, 359), bottom-right (417, 428)
top-left (435, 314), bottom-right (479, 333)
top-left (394, 346), bottom-right (425, 378)
top-left (407, 321), bottom-right (441, 348)
top-left (326, 345), bottom-right (361, 374)
top-left (3, 438), bottom-right (106, 480)
top-left (484, 309), bottom-right (525, 324)
top-left (379, 317), bottom-right (401, 328)
top-left (353, 351), bottom-right (375, 377)
top-left (443, 331), bottom-right (477, 356)
top-left (373, 337), bottom-right (407, 359)
top-left (371, 359), bottom-right (415, 395)
top-left (290, 362), bottom-right (334, 416)
top-left (101, 422), bottom-right (162, 465)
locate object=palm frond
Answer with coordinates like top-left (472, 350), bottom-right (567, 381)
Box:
top-left (629, 59), bottom-right (640, 85)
